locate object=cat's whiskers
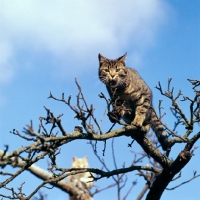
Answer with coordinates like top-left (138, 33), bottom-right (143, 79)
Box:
top-left (99, 76), bottom-right (108, 84)
top-left (92, 76), bottom-right (103, 87)
top-left (119, 78), bottom-right (126, 88)
top-left (95, 79), bottom-right (102, 86)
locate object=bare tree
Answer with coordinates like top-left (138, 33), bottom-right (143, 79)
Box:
top-left (0, 78), bottom-right (199, 200)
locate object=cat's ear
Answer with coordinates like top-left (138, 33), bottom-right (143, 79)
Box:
top-left (84, 156), bottom-right (88, 160)
top-left (118, 53), bottom-right (127, 64)
top-left (98, 53), bottom-right (107, 64)
top-left (72, 157), bottom-right (77, 162)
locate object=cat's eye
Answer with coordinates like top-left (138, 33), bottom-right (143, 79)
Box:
top-left (116, 68), bottom-right (121, 72)
top-left (104, 69), bottom-right (109, 72)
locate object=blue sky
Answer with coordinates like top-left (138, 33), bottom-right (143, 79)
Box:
top-left (0, 1), bottom-right (200, 199)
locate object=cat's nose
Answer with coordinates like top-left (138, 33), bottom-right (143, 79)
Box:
top-left (110, 72), bottom-right (115, 78)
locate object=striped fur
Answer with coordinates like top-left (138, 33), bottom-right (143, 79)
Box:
top-left (98, 53), bottom-right (168, 150)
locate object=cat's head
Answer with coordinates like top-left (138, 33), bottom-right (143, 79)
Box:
top-left (98, 53), bottom-right (128, 89)
top-left (72, 156), bottom-right (89, 168)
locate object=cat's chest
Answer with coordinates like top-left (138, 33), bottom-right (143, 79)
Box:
top-left (112, 91), bottom-right (135, 109)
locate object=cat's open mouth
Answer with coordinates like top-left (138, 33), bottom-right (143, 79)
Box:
top-left (109, 80), bottom-right (118, 87)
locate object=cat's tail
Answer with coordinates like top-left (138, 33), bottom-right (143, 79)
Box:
top-left (149, 107), bottom-right (169, 150)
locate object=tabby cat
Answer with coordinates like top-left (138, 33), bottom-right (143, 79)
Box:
top-left (98, 53), bottom-right (168, 150)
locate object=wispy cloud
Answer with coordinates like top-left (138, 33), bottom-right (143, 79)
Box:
top-left (0, 0), bottom-right (170, 80)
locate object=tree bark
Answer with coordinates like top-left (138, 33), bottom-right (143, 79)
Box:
top-left (146, 150), bottom-right (192, 200)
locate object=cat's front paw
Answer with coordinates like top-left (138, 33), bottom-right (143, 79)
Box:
top-left (131, 118), bottom-right (143, 127)
top-left (108, 111), bottom-right (120, 123)
top-left (142, 124), bottom-right (150, 132)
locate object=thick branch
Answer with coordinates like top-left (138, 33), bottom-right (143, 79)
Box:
top-left (129, 131), bottom-right (171, 168)
top-left (145, 130), bottom-right (199, 200)
top-left (22, 125), bottom-right (172, 168)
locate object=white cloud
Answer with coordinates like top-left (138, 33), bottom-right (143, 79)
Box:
top-left (0, 0), bottom-right (170, 79)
